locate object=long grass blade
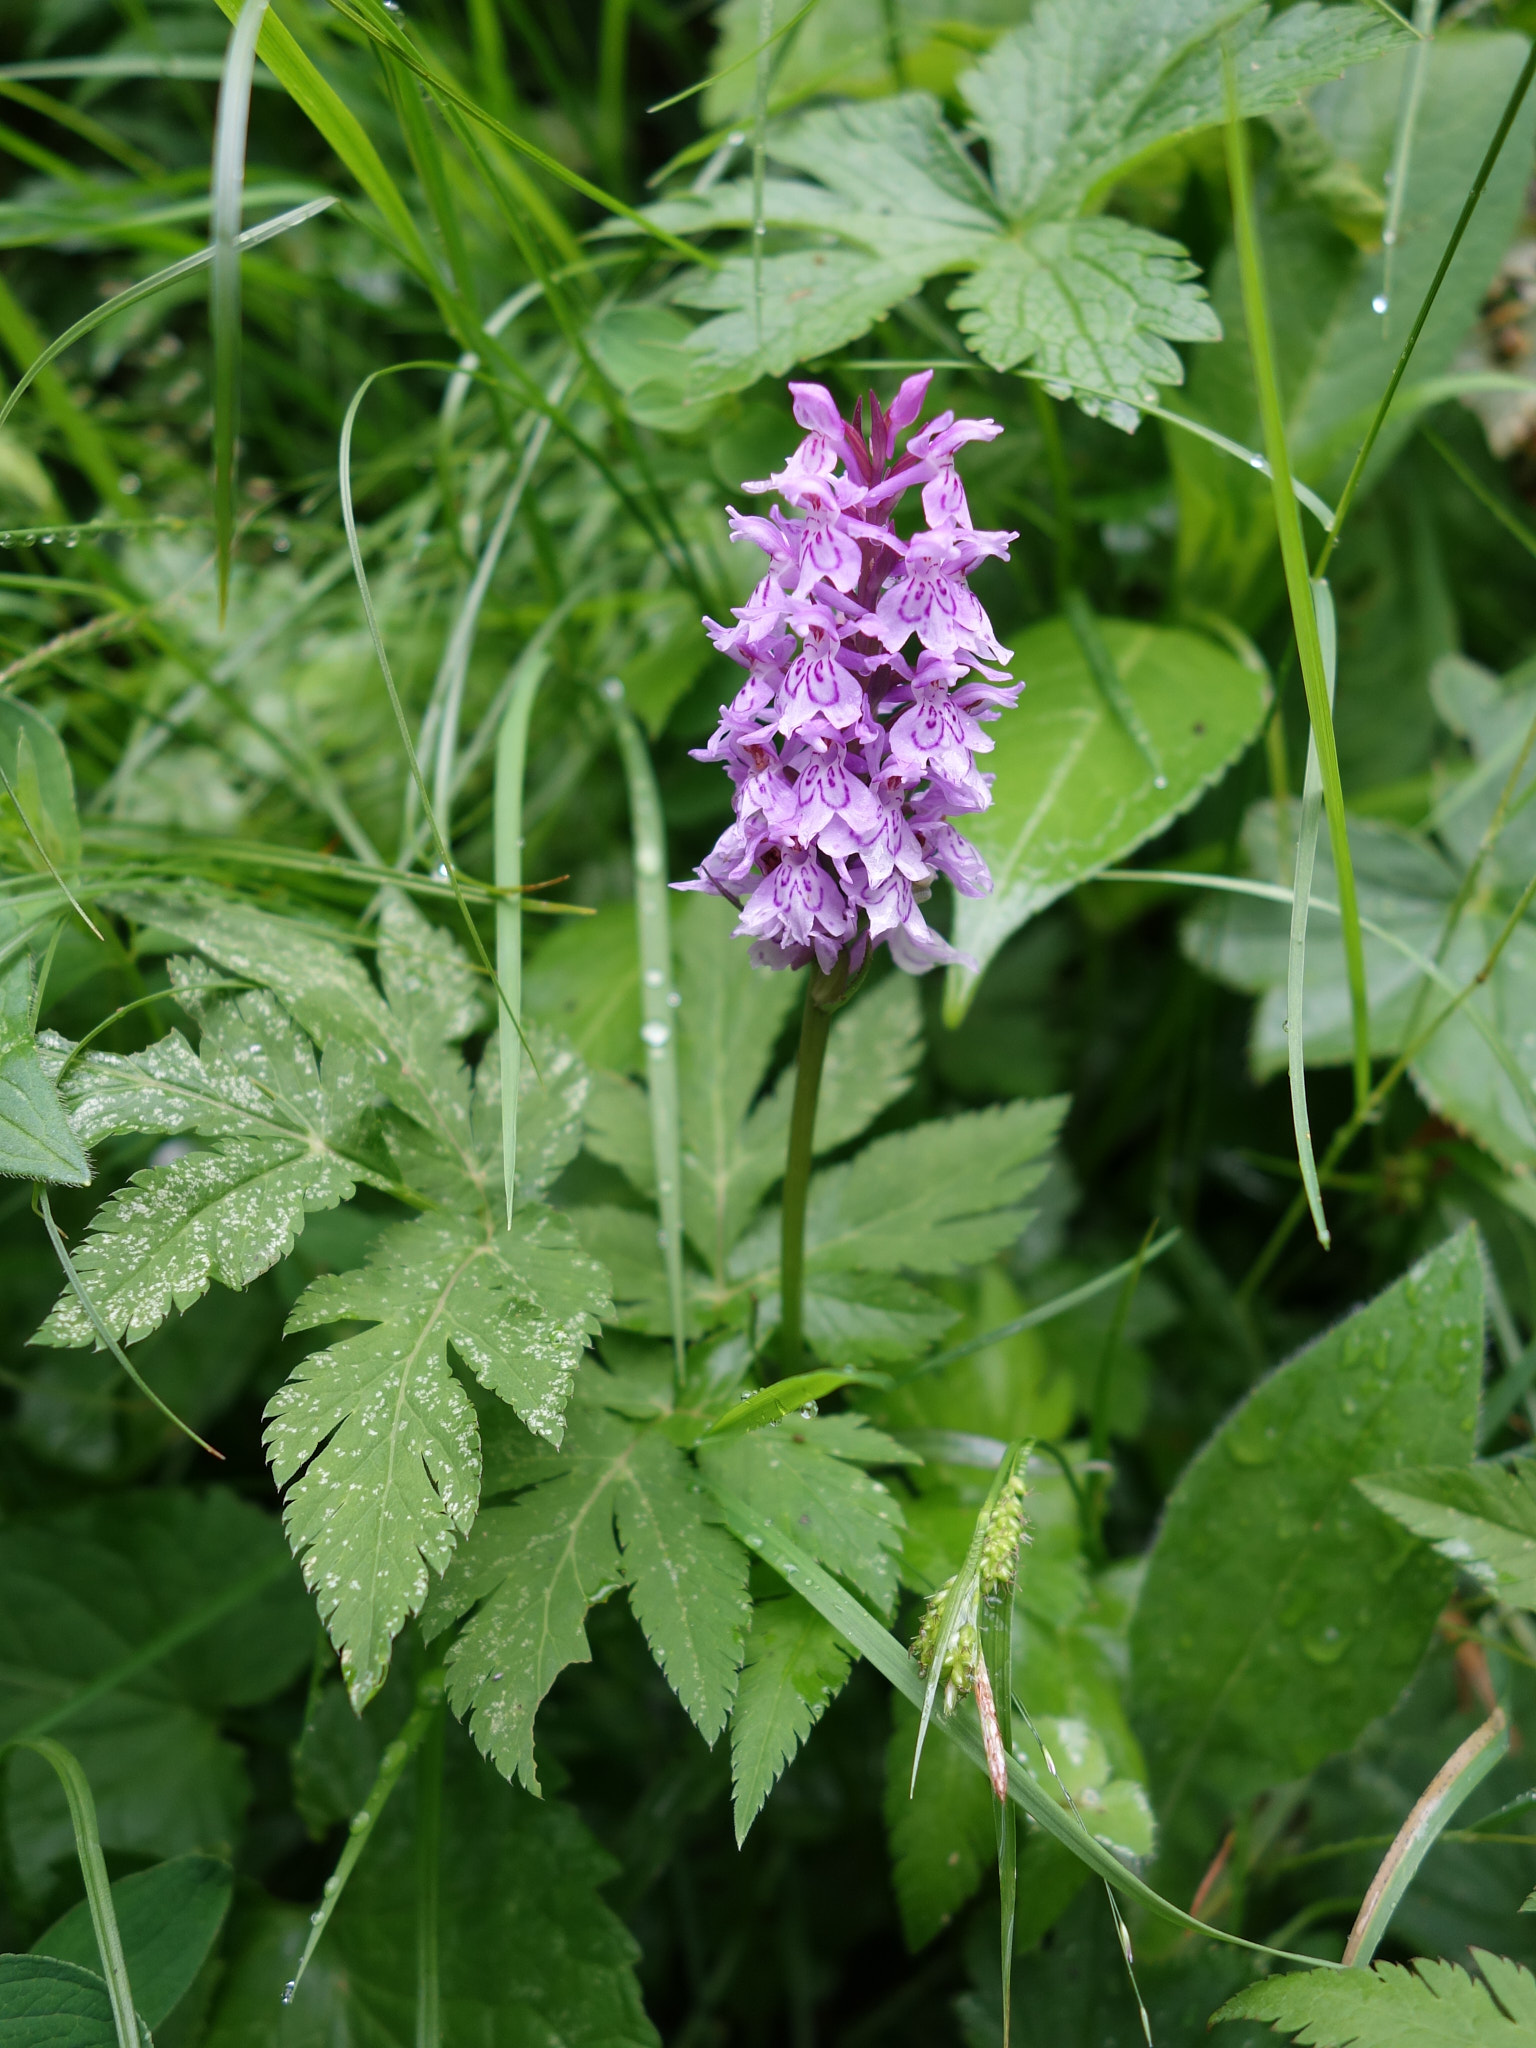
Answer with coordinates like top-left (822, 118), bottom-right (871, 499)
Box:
top-left (210, 0), bottom-right (269, 622)
top-left (0, 198), bottom-right (335, 439)
top-left (493, 645), bottom-right (551, 1227)
top-left (1423, 425), bottom-right (1536, 564)
top-left (1284, 578), bottom-right (1337, 1250)
top-left (284, 1661), bottom-right (446, 2003)
top-left (1223, 47), bottom-right (1372, 1118)
top-left (414, 1701), bottom-right (444, 2048)
top-left (602, 679), bottom-right (688, 1390)
top-left (1344, 1706), bottom-right (1508, 1966)
top-left (1377, 0), bottom-right (1437, 327)
top-left (647, 0), bottom-right (822, 112)
top-left (1313, 32), bottom-right (1536, 578)
top-left (39, 1188), bottom-right (224, 1458)
top-left (5, 1737), bottom-right (142, 2048)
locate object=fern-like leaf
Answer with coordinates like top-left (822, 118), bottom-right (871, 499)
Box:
top-left (1215, 1950), bottom-right (1536, 2044)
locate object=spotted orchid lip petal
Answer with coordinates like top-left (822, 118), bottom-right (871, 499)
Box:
top-left (681, 374), bottom-right (1021, 974)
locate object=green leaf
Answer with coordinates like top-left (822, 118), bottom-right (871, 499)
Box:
top-left (950, 218), bottom-right (1220, 428)
top-left (1173, 30), bottom-right (1536, 618)
top-left (703, 1367), bottom-right (888, 1439)
top-left (33, 1854), bottom-right (232, 2029)
top-left (736, 1098), bottom-right (1065, 1281)
top-left (885, 1688), bottom-right (996, 1950)
top-left (523, 902), bottom-right (641, 1073)
top-left (0, 955), bottom-right (88, 1185)
top-left (730, 1592), bottom-right (852, 1844)
top-left (1357, 1461), bottom-right (1536, 1611)
top-left (1214, 1949), bottom-right (1536, 2044)
top-left (0, 697), bottom-right (81, 871)
top-left (959, 0), bottom-right (1409, 220)
top-left (0, 1956), bottom-right (149, 2048)
top-left (271, 1208), bottom-right (610, 1707)
top-left (427, 1404), bottom-right (748, 1788)
top-left (36, 982), bottom-right (370, 1348)
top-left (0, 1489), bottom-right (310, 1888)
top-left (1129, 1229), bottom-right (1484, 1867)
top-left (947, 616), bottom-right (1270, 1018)
top-left (698, 1414), bottom-right (908, 1617)
top-left (202, 1721), bottom-right (658, 2047)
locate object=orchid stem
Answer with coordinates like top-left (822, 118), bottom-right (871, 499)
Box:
top-left (777, 956), bottom-right (845, 1378)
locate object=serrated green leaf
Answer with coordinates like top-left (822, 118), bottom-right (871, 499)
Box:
top-left (1357, 1461), bottom-right (1536, 1611)
top-left (948, 617), bottom-right (1269, 1017)
top-left (202, 1722), bottom-right (658, 2047)
top-left (428, 1405), bottom-right (747, 1786)
top-left (951, 219), bottom-right (1220, 426)
top-left (699, 1414), bottom-right (907, 1616)
top-left (704, 1368), bottom-right (888, 1439)
top-left (799, 1270), bottom-right (960, 1365)
top-left (0, 1489), bottom-right (309, 1887)
top-left (731, 1593), bottom-right (852, 1844)
top-left (613, 1430), bottom-right (750, 1744)
top-left (271, 1209), bottom-right (609, 1707)
top-left (36, 984), bottom-right (371, 1348)
top-left (0, 1955), bottom-right (149, 2048)
top-left (960, 0), bottom-right (1409, 221)
top-left (1129, 1229), bottom-right (1484, 1869)
top-left (736, 1099), bottom-right (1064, 1281)
top-left (0, 955), bottom-right (88, 1185)
top-left (34, 1855), bottom-right (231, 2030)
top-left (1215, 1949), bottom-right (1536, 2044)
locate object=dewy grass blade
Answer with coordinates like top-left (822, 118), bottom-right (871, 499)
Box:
top-left (284, 1661), bottom-right (446, 2004)
top-left (602, 679), bottom-right (687, 1389)
top-left (1377, 0), bottom-right (1437, 328)
top-left (39, 1188), bottom-right (225, 1459)
top-left (210, 0), bottom-right (269, 622)
top-left (4, 1737), bottom-right (142, 2048)
top-left (1284, 578), bottom-right (1337, 1250)
top-left (493, 644), bottom-right (548, 1227)
top-left (1313, 33), bottom-right (1536, 580)
top-left (1344, 1706), bottom-right (1508, 1967)
top-left (713, 1495), bottom-right (1346, 1972)
top-left (0, 200), bottom-right (336, 439)
top-left (1223, 48), bottom-right (1372, 1117)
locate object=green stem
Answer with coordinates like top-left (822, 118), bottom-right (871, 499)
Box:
top-left (415, 1702), bottom-right (444, 2048)
top-left (1313, 34), bottom-right (1536, 581)
top-left (1223, 53), bottom-right (1372, 1115)
top-left (777, 959), bottom-right (842, 1378)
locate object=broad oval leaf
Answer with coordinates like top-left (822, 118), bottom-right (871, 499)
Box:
top-left (0, 1955), bottom-right (149, 2048)
top-left (946, 617), bottom-right (1269, 1020)
top-left (33, 1853), bottom-right (232, 2030)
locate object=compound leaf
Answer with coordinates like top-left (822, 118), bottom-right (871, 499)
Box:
top-left (1214, 1950), bottom-right (1536, 2044)
top-left (730, 1592), bottom-right (852, 1844)
top-left (1357, 1462), bottom-right (1536, 1612)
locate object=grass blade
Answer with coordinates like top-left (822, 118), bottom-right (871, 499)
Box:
top-left (602, 678), bottom-right (687, 1390)
top-left (210, 0), bottom-right (269, 622)
top-left (1377, 0), bottom-right (1437, 327)
top-left (1284, 578), bottom-right (1337, 1251)
top-left (5, 1737), bottom-right (141, 2047)
top-left (1344, 1706), bottom-right (1508, 1966)
top-left (415, 1700), bottom-right (444, 2048)
top-left (1223, 48), bottom-right (1372, 1117)
top-left (493, 644), bottom-right (550, 1226)
top-left (1423, 425), bottom-right (1536, 564)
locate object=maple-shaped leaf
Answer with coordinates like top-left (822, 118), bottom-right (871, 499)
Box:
top-left (271, 1208), bottom-right (611, 1707)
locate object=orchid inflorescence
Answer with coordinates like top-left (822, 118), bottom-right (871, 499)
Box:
top-left (677, 372), bottom-right (1021, 976)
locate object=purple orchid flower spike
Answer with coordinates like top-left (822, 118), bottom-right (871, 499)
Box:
top-left (681, 374), bottom-right (1021, 978)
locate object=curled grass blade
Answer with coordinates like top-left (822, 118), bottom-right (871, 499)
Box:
top-left (603, 678), bottom-right (687, 1389)
top-left (2, 1737), bottom-right (141, 2047)
top-left (211, 0), bottom-right (269, 621)
top-left (1344, 1706), bottom-right (1508, 1966)
top-left (1224, 48), bottom-right (1371, 1116)
top-left (1284, 579), bottom-right (1337, 1250)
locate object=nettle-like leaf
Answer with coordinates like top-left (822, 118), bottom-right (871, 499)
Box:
top-left (1214, 1949), bottom-right (1536, 2044)
top-left (642, 2), bottom-right (1406, 419)
top-left (729, 1592), bottom-right (852, 1845)
top-left (35, 973), bottom-right (374, 1349)
top-left (1357, 1462), bottom-right (1536, 1612)
top-left (272, 1207), bottom-right (611, 1707)
top-left (425, 1397), bottom-right (750, 1790)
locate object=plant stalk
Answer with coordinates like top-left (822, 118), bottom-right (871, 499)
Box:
top-left (777, 957), bottom-right (845, 1378)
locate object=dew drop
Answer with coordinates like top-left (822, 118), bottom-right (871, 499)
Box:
top-left (1302, 1624), bottom-right (1349, 1666)
top-left (667, 988), bottom-right (681, 1007)
top-left (273, 532), bottom-right (291, 553)
top-left (118, 471), bottom-right (141, 496)
top-left (1248, 454), bottom-right (1266, 470)
top-left (640, 1019), bottom-right (671, 1049)
top-left (1382, 227), bottom-right (1397, 247)
top-left (39, 532), bottom-right (54, 545)
top-left (65, 534), bottom-right (78, 548)
top-left (754, 222), bottom-right (767, 237)
top-left (643, 967), bottom-right (665, 988)
top-left (282, 1982), bottom-right (297, 2006)
top-left (310, 1910), bottom-right (323, 1926)
top-left (1153, 774), bottom-right (1167, 789)
top-left (0, 535), bottom-right (11, 549)
top-left (1371, 294), bottom-right (1389, 315)
top-left (490, 1670), bottom-right (504, 1682)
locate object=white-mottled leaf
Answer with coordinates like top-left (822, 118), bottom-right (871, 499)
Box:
top-left (730, 1593), bottom-right (852, 1844)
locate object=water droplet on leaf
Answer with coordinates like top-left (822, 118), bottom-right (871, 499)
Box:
top-left (1372, 294), bottom-right (1389, 315)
